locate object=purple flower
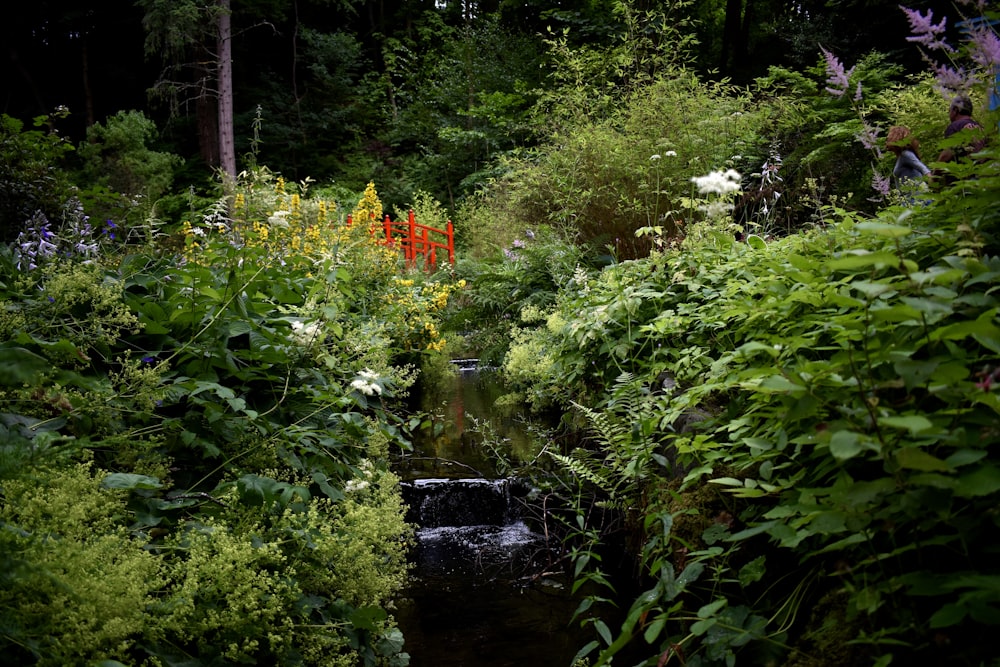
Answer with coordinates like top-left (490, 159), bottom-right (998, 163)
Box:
top-left (969, 26), bottom-right (1000, 68)
top-left (141, 356), bottom-right (156, 364)
top-left (932, 63), bottom-right (973, 97)
top-left (900, 6), bottom-right (954, 52)
top-left (821, 47), bottom-right (855, 97)
top-left (857, 122), bottom-right (883, 156)
top-left (871, 172), bottom-right (891, 197)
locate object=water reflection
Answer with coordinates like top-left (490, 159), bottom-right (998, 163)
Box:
top-left (393, 364), bottom-right (587, 667)
top-left (404, 363), bottom-right (542, 480)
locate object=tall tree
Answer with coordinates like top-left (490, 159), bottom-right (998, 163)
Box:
top-left (217, 0), bottom-right (236, 180)
top-left (137, 0), bottom-right (237, 179)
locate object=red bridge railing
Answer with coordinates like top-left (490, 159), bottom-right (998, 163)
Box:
top-left (347, 210), bottom-right (455, 270)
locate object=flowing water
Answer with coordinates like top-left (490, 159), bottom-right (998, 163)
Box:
top-left (393, 362), bottom-right (589, 667)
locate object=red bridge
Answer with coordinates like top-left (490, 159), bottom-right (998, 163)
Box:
top-left (347, 210), bottom-right (455, 270)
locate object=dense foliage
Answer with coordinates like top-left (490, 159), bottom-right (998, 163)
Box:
top-left (470, 2), bottom-right (1000, 665)
top-left (0, 174), bottom-right (465, 665)
top-left (1, 0), bottom-right (998, 665)
top-left (1, 0), bottom-right (952, 221)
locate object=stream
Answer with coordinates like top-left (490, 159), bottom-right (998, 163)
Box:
top-left (392, 361), bottom-right (589, 667)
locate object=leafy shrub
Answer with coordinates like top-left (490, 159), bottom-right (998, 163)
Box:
top-left (513, 152), bottom-right (1000, 663)
top-left (0, 111), bottom-right (76, 243)
top-left (0, 168), bottom-right (449, 666)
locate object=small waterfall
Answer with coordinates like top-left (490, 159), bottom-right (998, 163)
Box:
top-left (394, 364), bottom-right (588, 666)
top-left (400, 477), bottom-right (549, 578)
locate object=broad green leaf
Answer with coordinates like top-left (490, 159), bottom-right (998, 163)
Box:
top-left (930, 310), bottom-right (1000, 345)
top-left (810, 532), bottom-right (868, 555)
top-left (727, 520), bottom-right (777, 541)
top-left (710, 477), bottom-right (743, 486)
top-left (900, 296), bottom-right (953, 321)
top-left (572, 641), bottom-right (600, 665)
top-left (738, 556), bottom-right (766, 586)
top-left (0, 346), bottom-right (50, 384)
top-left (735, 341), bottom-right (780, 358)
top-left (698, 598), bottom-right (727, 618)
top-left (643, 617), bottom-right (667, 644)
top-left (350, 605), bottom-right (388, 632)
top-left (894, 359), bottom-right (940, 389)
top-left (895, 448), bottom-right (950, 472)
top-left (851, 280), bottom-right (894, 298)
top-left (228, 320), bottom-right (253, 336)
top-left (854, 221), bottom-right (912, 238)
top-left (756, 374), bottom-right (804, 394)
top-left (955, 465), bottom-right (1000, 498)
top-left (869, 303), bottom-right (922, 322)
top-left (690, 618), bottom-right (716, 636)
top-left (198, 285), bottom-right (223, 300)
top-left (946, 449), bottom-right (988, 468)
top-left (878, 414), bottom-right (933, 434)
top-left (829, 430), bottom-right (864, 460)
top-left (594, 619), bottom-right (613, 646)
top-left (930, 603), bottom-right (968, 628)
top-left (828, 251), bottom-right (901, 272)
top-left (810, 511), bottom-right (848, 534)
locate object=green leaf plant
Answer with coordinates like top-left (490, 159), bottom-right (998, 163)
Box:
top-left (508, 126), bottom-right (998, 667)
top-left (0, 168), bottom-right (446, 665)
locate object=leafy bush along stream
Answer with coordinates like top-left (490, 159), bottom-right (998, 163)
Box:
top-left (499, 158), bottom-right (1000, 664)
top-left (0, 177), bottom-right (467, 666)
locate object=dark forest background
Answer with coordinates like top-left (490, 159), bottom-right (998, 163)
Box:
top-left (1, 0), bottom-right (951, 215)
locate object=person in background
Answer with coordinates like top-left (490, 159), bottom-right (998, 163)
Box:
top-left (886, 125), bottom-right (931, 203)
top-left (938, 94), bottom-right (986, 163)
top-left (887, 125), bottom-right (931, 182)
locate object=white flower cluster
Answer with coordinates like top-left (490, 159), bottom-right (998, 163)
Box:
top-left (345, 458), bottom-right (375, 493)
top-left (290, 320), bottom-right (321, 346)
top-left (268, 210), bottom-right (290, 228)
top-left (345, 478), bottom-right (370, 493)
top-left (691, 169), bottom-right (742, 195)
top-left (350, 368), bottom-right (382, 396)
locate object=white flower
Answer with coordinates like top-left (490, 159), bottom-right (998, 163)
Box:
top-left (345, 479), bottom-right (370, 493)
top-left (358, 368), bottom-right (380, 381)
top-left (650, 154), bottom-right (661, 161)
top-left (290, 320), bottom-right (321, 346)
top-left (704, 201), bottom-right (733, 219)
top-left (691, 169), bottom-right (742, 196)
top-left (664, 150), bottom-right (677, 157)
top-left (268, 210), bottom-right (290, 227)
top-left (350, 378), bottom-right (382, 396)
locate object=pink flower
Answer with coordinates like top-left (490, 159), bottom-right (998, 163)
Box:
top-left (821, 47), bottom-right (855, 97)
top-left (969, 26), bottom-right (1000, 68)
top-left (932, 63), bottom-right (973, 97)
top-left (857, 123), bottom-right (883, 156)
top-left (900, 6), bottom-right (954, 52)
top-left (871, 172), bottom-right (891, 197)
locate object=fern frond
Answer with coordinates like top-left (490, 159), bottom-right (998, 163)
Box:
top-left (549, 450), bottom-right (620, 498)
top-left (572, 400), bottom-right (630, 450)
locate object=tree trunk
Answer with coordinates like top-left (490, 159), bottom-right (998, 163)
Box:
top-left (720, 0), bottom-right (743, 75)
top-left (217, 0), bottom-right (236, 183)
top-left (197, 92), bottom-right (220, 167)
